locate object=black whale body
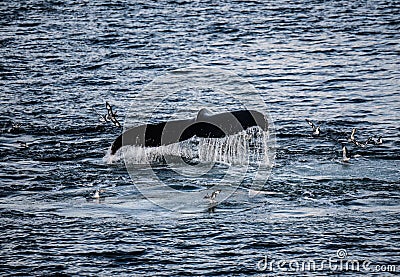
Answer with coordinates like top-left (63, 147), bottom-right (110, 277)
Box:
top-left (110, 108), bottom-right (267, 155)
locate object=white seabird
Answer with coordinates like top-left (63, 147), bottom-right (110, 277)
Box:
top-left (349, 128), bottom-right (356, 142)
top-left (348, 128), bottom-right (367, 147)
top-left (87, 189), bottom-right (105, 200)
top-left (342, 145), bottom-right (350, 162)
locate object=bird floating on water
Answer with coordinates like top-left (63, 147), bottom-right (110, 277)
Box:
top-left (348, 128), bottom-right (383, 148)
top-left (86, 189), bottom-right (105, 200)
top-left (366, 136), bottom-right (383, 145)
top-left (342, 145), bottom-right (350, 162)
top-left (349, 128), bottom-right (356, 142)
top-left (205, 190), bottom-right (221, 213)
top-left (17, 140), bottom-right (28, 148)
top-left (302, 191), bottom-right (315, 198)
top-left (305, 119), bottom-right (320, 136)
top-left (348, 127), bottom-right (366, 147)
top-left (204, 190), bottom-right (221, 201)
top-left (2, 122), bottom-right (21, 133)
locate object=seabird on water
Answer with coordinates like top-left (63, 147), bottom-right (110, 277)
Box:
top-left (349, 128), bottom-right (356, 142)
top-left (204, 190), bottom-right (221, 213)
top-left (106, 102), bottom-right (121, 128)
top-left (204, 190), bottom-right (221, 201)
top-left (302, 191), bottom-right (315, 198)
top-left (17, 140), bottom-right (28, 148)
top-left (342, 145), bottom-right (350, 162)
top-left (86, 189), bottom-right (105, 200)
top-left (366, 136), bottom-right (383, 145)
top-left (354, 140), bottom-right (366, 148)
top-left (365, 136), bottom-right (375, 146)
top-left (348, 128), bottom-right (368, 148)
top-left (3, 122), bottom-right (21, 133)
top-left (369, 136), bottom-right (383, 145)
top-left (305, 119), bottom-right (320, 136)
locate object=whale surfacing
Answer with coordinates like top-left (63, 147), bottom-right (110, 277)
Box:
top-left (110, 108), bottom-right (268, 155)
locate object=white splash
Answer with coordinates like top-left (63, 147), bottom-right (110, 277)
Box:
top-left (105, 127), bottom-right (273, 167)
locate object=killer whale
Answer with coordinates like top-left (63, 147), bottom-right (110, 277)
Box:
top-left (110, 108), bottom-right (268, 155)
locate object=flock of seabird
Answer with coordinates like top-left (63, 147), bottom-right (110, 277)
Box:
top-left (95, 104), bottom-right (385, 208)
top-left (3, 101), bottom-right (386, 208)
top-left (305, 119), bottom-right (383, 163)
top-left (348, 127), bottom-right (382, 147)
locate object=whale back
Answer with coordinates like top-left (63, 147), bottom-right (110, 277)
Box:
top-left (196, 108), bottom-right (213, 121)
top-left (110, 108), bottom-right (268, 155)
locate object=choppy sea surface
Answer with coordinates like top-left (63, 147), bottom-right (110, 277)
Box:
top-left (1, 0), bottom-right (399, 276)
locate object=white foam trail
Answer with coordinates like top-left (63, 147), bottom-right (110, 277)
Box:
top-left (105, 127), bottom-right (273, 167)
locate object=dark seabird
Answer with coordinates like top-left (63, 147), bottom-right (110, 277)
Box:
top-left (86, 189), bottom-right (105, 200)
top-left (204, 190), bottom-right (221, 201)
top-left (205, 190), bottom-right (221, 213)
top-left (365, 136), bottom-right (383, 146)
top-left (106, 102), bottom-right (121, 128)
top-left (302, 191), bottom-right (315, 198)
top-left (3, 122), bottom-right (21, 133)
top-left (305, 119), bottom-right (320, 136)
top-left (17, 141), bottom-right (28, 148)
top-left (94, 102), bottom-right (121, 127)
top-left (365, 137), bottom-right (375, 146)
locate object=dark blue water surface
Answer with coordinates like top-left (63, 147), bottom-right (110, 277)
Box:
top-left (1, 0), bottom-right (399, 276)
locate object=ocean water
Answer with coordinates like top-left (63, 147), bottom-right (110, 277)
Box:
top-left (1, 0), bottom-right (399, 276)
